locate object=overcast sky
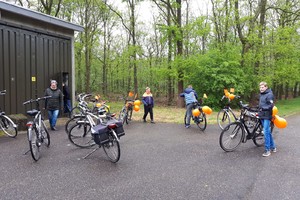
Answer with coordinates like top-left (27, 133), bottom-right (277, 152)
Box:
top-left (110, 0), bottom-right (211, 23)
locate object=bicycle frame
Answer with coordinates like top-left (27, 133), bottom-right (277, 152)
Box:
top-left (26, 111), bottom-right (42, 142)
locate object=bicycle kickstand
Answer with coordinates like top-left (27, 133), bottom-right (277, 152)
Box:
top-left (82, 147), bottom-right (100, 159)
top-left (23, 149), bottom-right (31, 155)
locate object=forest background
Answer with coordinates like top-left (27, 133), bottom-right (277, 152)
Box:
top-left (8, 0), bottom-right (300, 108)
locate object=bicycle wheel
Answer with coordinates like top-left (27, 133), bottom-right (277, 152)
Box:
top-left (102, 131), bottom-right (120, 163)
top-left (253, 122), bottom-right (270, 147)
top-left (68, 122), bottom-right (95, 148)
top-left (219, 122), bottom-right (244, 152)
top-left (217, 109), bottom-right (231, 130)
top-left (70, 106), bottom-right (82, 118)
top-left (119, 107), bottom-right (127, 124)
top-left (65, 115), bottom-right (86, 134)
top-left (41, 121), bottom-right (50, 147)
top-left (195, 111), bottom-right (207, 131)
top-left (28, 128), bottom-right (40, 161)
top-left (0, 115), bottom-right (18, 138)
top-left (127, 106), bottom-right (133, 121)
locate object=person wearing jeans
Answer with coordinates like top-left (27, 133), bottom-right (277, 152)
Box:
top-left (258, 81), bottom-right (276, 157)
top-left (63, 83), bottom-right (72, 116)
top-left (180, 85), bottom-right (198, 128)
top-left (45, 80), bottom-right (63, 131)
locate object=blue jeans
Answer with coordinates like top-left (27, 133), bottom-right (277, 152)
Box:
top-left (185, 103), bottom-right (194, 125)
top-left (261, 119), bottom-right (275, 151)
top-left (64, 100), bottom-right (72, 113)
top-left (48, 110), bottom-right (59, 128)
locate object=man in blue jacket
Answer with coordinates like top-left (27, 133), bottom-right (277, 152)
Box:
top-left (180, 85), bottom-right (198, 128)
top-left (259, 81), bottom-right (276, 157)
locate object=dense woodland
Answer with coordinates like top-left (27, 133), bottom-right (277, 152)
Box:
top-left (11, 0), bottom-right (300, 107)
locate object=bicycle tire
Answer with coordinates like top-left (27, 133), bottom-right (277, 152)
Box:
top-left (41, 121), bottom-right (50, 147)
top-left (0, 115), bottom-right (18, 138)
top-left (253, 122), bottom-right (274, 147)
top-left (68, 122), bottom-right (95, 148)
top-left (65, 115), bottom-right (87, 134)
top-left (28, 128), bottom-right (40, 161)
top-left (127, 106), bottom-right (133, 121)
top-left (102, 130), bottom-right (120, 163)
top-left (219, 122), bottom-right (244, 152)
top-left (217, 109), bottom-right (231, 130)
top-left (195, 111), bottom-right (207, 131)
top-left (119, 107), bottom-right (127, 124)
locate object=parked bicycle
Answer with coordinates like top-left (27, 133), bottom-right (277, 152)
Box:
top-left (23, 96), bottom-right (51, 161)
top-left (65, 97), bottom-right (111, 134)
top-left (184, 101), bottom-right (207, 131)
top-left (119, 94), bottom-right (137, 124)
top-left (68, 104), bottom-right (124, 163)
top-left (217, 95), bottom-right (242, 130)
top-left (70, 93), bottom-right (110, 118)
top-left (0, 90), bottom-right (18, 138)
top-left (219, 101), bottom-right (272, 152)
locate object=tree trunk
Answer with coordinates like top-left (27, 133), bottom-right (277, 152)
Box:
top-left (294, 82), bottom-right (299, 97)
top-left (176, 0), bottom-right (185, 108)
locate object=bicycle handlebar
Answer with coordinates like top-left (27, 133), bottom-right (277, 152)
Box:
top-left (23, 96), bottom-right (52, 105)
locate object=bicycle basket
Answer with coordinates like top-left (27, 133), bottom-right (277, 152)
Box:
top-left (91, 124), bottom-right (109, 145)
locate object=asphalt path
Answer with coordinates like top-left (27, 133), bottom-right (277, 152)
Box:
top-left (0, 114), bottom-right (299, 200)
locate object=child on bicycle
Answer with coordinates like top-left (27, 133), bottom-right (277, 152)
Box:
top-left (180, 85), bottom-right (198, 128)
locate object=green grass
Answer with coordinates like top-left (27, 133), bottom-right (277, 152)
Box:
top-left (274, 97), bottom-right (300, 117)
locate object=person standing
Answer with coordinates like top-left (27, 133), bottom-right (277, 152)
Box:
top-left (258, 81), bottom-right (276, 157)
top-left (142, 87), bottom-right (155, 123)
top-left (45, 80), bottom-right (63, 131)
top-left (180, 85), bottom-right (198, 128)
top-left (62, 83), bottom-right (72, 117)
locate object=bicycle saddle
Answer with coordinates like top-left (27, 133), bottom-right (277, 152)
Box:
top-left (26, 109), bottom-right (39, 116)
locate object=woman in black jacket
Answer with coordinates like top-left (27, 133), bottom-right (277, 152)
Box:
top-left (45, 80), bottom-right (63, 131)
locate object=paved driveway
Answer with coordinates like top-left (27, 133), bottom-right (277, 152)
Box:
top-left (0, 114), bottom-right (299, 200)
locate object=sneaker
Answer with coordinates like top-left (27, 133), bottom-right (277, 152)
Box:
top-left (271, 148), bottom-right (277, 153)
top-left (151, 121), bottom-right (155, 124)
top-left (51, 126), bottom-right (58, 131)
top-left (185, 125), bottom-right (191, 129)
top-left (143, 119), bottom-right (146, 123)
top-left (262, 150), bottom-right (271, 157)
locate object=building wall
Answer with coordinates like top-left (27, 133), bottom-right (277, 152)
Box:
top-left (0, 23), bottom-right (72, 114)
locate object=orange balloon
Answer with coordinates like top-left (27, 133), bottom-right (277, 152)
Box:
top-left (192, 109), bottom-right (200, 117)
top-left (207, 107), bottom-right (213, 115)
top-left (272, 106), bottom-right (278, 116)
top-left (128, 91), bottom-right (134, 97)
top-left (229, 93), bottom-right (235, 100)
top-left (202, 106), bottom-right (212, 115)
top-left (224, 89), bottom-right (228, 94)
top-left (134, 100), bottom-right (141, 106)
top-left (274, 115), bottom-right (287, 128)
top-left (134, 105), bottom-right (140, 112)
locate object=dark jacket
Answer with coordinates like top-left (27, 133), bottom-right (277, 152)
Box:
top-left (63, 85), bottom-right (71, 101)
top-left (45, 87), bottom-right (63, 111)
top-left (180, 88), bottom-right (198, 105)
top-left (142, 93), bottom-right (154, 107)
top-left (258, 88), bottom-right (274, 120)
